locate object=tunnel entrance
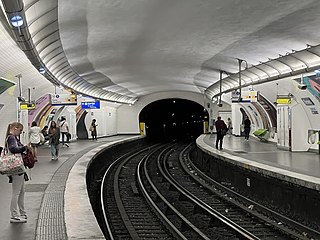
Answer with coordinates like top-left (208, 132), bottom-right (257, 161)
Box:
top-left (139, 98), bottom-right (209, 141)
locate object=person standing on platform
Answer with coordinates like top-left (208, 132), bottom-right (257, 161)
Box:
top-left (244, 116), bottom-right (251, 141)
top-left (59, 116), bottom-right (69, 147)
top-left (41, 125), bottom-right (49, 144)
top-left (215, 116), bottom-right (227, 150)
top-left (90, 119), bottom-right (98, 140)
top-left (5, 122), bottom-right (29, 223)
top-left (48, 121), bottom-right (60, 160)
top-left (28, 121), bottom-right (41, 161)
top-left (227, 117), bottom-right (233, 136)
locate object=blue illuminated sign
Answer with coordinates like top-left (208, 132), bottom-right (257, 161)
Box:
top-left (81, 101), bottom-right (100, 109)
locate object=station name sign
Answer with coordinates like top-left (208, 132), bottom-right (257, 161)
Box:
top-left (81, 101), bottom-right (100, 109)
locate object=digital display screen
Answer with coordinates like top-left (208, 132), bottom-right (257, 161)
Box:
top-left (81, 101), bottom-right (100, 109)
top-left (301, 97), bottom-right (314, 106)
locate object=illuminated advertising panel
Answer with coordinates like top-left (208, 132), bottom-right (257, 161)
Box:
top-left (232, 90), bottom-right (259, 103)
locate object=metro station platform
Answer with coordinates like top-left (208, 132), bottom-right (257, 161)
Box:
top-left (197, 134), bottom-right (320, 190)
top-left (0, 135), bottom-right (140, 240)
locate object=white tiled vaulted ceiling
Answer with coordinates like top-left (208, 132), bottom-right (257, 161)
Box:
top-left (2, 0), bottom-right (320, 103)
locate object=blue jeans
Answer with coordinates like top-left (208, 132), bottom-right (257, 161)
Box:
top-left (50, 144), bottom-right (59, 159)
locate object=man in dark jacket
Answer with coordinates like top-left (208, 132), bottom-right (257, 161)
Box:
top-left (244, 116), bottom-right (251, 140)
top-left (215, 116), bottom-right (227, 150)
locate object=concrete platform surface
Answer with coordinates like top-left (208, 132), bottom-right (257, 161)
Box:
top-left (197, 134), bottom-right (320, 190)
top-left (0, 135), bottom-right (140, 240)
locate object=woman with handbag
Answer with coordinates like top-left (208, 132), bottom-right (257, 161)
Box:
top-left (5, 122), bottom-right (29, 223)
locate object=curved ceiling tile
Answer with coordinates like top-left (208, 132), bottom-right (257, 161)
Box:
top-left (42, 48), bottom-right (65, 63)
top-left (257, 64), bottom-right (279, 77)
top-left (240, 72), bottom-right (254, 84)
top-left (293, 52), bottom-right (317, 67)
top-left (246, 69), bottom-right (262, 81)
top-left (288, 54), bottom-right (309, 68)
top-left (308, 45), bottom-right (320, 55)
top-left (32, 22), bottom-right (59, 46)
top-left (305, 49), bottom-right (320, 67)
top-left (34, 31), bottom-right (59, 51)
top-left (271, 60), bottom-right (293, 74)
top-left (226, 79), bottom-right (237, 88)
top-left (42, 46), bottom-right (63, 61)
top-left (0, 0), bottom-right (137, 104)
top-left (45, 54), bottom-right (65, 68)
top-left (275, 57), bottom-right (296, 72)
top-left (48, 57), bottom-right (67, 70)
top-left (53, 64), bottom-right (69, 76)
top-left (38, 38), bottom-right (60, 56)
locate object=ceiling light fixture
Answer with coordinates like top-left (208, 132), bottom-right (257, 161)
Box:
top-left (10, 15), bottom-right (23, 27)
top-left (39, 67), bottom-right (46, 74)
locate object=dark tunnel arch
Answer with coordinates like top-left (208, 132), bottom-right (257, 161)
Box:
top-left (139, 98), bottom-right (209, 141)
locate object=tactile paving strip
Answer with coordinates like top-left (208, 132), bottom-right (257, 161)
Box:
top-left (35, 144), bottom-right (102, 240)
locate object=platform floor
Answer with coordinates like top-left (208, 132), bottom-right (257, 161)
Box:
top-left (203, 134), bottom-right (320, 178)
top-left (2, 134), bottom-right (319, 240)
top-left (0, 135), bottom-right (133, 240)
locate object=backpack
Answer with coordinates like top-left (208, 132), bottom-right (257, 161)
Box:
top-left (22, 149), bottom-right (36, 169)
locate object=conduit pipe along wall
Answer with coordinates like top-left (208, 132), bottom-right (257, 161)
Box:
top-left (205, 44), bottom-right (320, 100)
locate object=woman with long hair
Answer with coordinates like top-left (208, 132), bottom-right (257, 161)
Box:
top-left (48, 121), bottom-right (60, 160)
top-left (5, 122), bottom-right (29, 223)
top-left (90, 119), bottom-right (97, 140)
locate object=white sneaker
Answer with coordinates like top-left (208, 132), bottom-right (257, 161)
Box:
top-left (21, 214), bottom-right (27, 220)
top-left (10, 217), bottom-right (27, 223)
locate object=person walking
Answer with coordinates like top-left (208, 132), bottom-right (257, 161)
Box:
top-left (28, 121), bottom-right (41, 161)
top-left (5, 122), bottom-right (29, 223)
top-left (215, 116), bottom-right (227, 150)
top-left (59, 116), bottom-right (69, 147)
top-left (244, 116), bottom-right (251, 141)
top-left (227, 117), bottom-right (233, 136)
top-left (48, 121), bottom-right (60, 160)
top-left (90, 119), bottom-right (98, 140)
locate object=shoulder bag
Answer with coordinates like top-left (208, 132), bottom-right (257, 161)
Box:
top-left (0, 148), bottom-right (26, 176)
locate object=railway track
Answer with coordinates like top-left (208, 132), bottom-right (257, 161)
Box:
top-left (97, 142), bottom-right (319, 239)
top-left (101, 144), bottom-right (176, 239)
top-left (177, 143), bottom-right (320, 240)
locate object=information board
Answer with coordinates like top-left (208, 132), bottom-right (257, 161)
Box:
top-left (51, 94), bottom-right (77, 106)
top-left (81, 101), bottom-right (100, 109)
